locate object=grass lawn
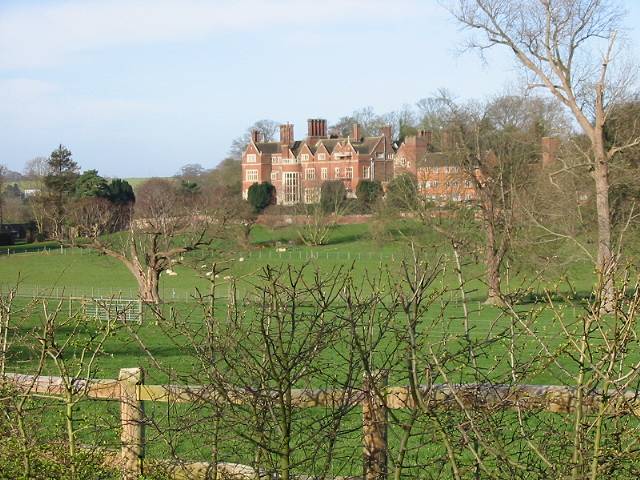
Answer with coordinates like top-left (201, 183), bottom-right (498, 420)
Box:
top-left (0, 220), bottom-right (625, 476)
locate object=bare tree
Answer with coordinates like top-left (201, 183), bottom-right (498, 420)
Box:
top-left (448, 0), bottom-right (639, 308)
top-left (73, 179), bottom-right (217, 303)
top-left (22, 156), bottom-right (49, 181)
top-left (229, 119), bottom-right (279, 160)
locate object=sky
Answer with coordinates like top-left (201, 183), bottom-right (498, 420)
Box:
top-left (1, 0), bottom-right (640, 178)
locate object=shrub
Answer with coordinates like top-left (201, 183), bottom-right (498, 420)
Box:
top-left (247, 182), bottom-right (276, 212)
top-left (0, 232), bottom-right (14, 246)
top-left (356, 180), bottom-right (383, 210)
top-left (320, 181), bottom-right (347, 213)
top-left (385, 173), bottom-right (418, 210)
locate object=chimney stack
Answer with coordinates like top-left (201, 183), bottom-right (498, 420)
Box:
top-left (381, 125), bottom-right (392, 141)
top-left (542, 137), bottom-right (560, 167)
top-left (418, 130), bottom-right (432, 144)
top-left (279, 123), bottom-right (294, 146)
top-left (352, 123), bottom-right (362, 141)
top-left (441, 130), bottom-right (453, 151)
top-left (307, 118), bottom-right (327, 138)
top-left (251, 129), bottom-right (261, 143)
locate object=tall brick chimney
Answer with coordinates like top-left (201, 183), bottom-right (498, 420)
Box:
top-left (381, 125), bottom-right (392, 141)
top-left (542, 136), bottom-right (560, 167)
top-left (418, 130), bottom-right (432, 145)
top-left (352, 123), bottom-right (362, 141)
top-left (251, 129), bottom-right (261, 143)
top-left (307, 119), bottom-right (327, 139)
top-left (441, 130), bottom-right (453, 151)
top-left (279, 123), bottom-right (294, 146)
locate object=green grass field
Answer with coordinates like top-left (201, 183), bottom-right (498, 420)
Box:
top-left (0, 220), bottom-right (628, 476)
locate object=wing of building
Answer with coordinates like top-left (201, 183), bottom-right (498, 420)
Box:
top-left (242, 119), bottom-right (394, 205)
top-left (241, 117), bottom-right (561, 206)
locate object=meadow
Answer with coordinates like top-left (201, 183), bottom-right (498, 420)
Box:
top-left (1, 220), bottom-right (630, 478)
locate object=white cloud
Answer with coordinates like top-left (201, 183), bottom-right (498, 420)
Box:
top-left (0, 0), bottom-right (438, 69)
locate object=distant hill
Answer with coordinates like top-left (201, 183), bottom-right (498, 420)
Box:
top-left (3, 169), bottom-right (23, 181)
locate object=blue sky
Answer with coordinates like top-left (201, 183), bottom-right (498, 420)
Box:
top-left (1, 0), bottom-right (639, 178)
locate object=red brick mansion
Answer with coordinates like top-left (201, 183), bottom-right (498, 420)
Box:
top-left (241, 118), bottom-right (478, 205)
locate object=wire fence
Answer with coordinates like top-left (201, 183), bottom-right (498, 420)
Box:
top-left (0, 243), bottom-right (428, 264)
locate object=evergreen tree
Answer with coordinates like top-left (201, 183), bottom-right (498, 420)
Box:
top-left (75, 169), bottom-right (110, 198)
top-left (247, 182), bottom-right (275, 212)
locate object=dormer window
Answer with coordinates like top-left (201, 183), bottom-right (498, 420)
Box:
top-left (300, 154), bottom-right (310, 162)
top-left (246, 154), bottom-right (256, 163)
top-left (318, 153), bottom-right (326, 161)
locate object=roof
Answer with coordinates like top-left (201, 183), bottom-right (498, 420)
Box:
top-left (252, 135), bottom-right (387, 158)
top-left (418, 152), bottom-right (455, 168)
top-left (352, 137), bottom-right (382, 155)
top-left (254, 142), bottom-right (281, 154)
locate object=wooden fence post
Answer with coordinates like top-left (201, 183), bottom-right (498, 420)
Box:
top-left (119, 368), bottom-right (145, 480)
top-left (363, 370), bottom-right (388, 480)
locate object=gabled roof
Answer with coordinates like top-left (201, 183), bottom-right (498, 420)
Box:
top-left (254, 142), bottom-right (281, 154)
top-left (316, 138), bottom-right (341, 154)
top-left (352, 136), bottom-right (383, 155)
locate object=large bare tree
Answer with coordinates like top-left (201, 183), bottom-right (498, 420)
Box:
top-left (71, 179), bottom-right (217, 303)
top-left (449, 0), bottom-right (639, 308)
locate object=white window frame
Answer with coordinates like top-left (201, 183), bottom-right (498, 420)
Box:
top-left (246, 169), bottom-right (258, 182)
top-left (304, 187), bottom-right (320, 204)
top-left (362, 166), bottom-right (370, 179)
top-left (300, 153), bottom-right (310, 162)
top-left (305, 168), bottom-right (316, 180)
top-left (246, 153), bottom-right (257, 163)
top-left (283, 172), bottom-right (299, 204)
top-left (271, 171), bottom-right (279, 181)
top-left (345, 167), bottom-right (353, 179)
top-left (334, 167), bottom-right (340, 178)
top-left (321, 168), bottom-right (328, 180)
top-left (318, 153), bottom-right (326, 161)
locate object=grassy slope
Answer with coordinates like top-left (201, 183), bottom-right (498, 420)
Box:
top-left (0, 220), bottom-right (609, 472)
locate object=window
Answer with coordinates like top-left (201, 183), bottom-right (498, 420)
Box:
top-left (431, 180), bottom-right (439, 188)
top-left (246, 154), bottom-right (256, 163)
top-left (362, 166), bottom-right (371, 179)
top-left (345, 167), bottom-right (353, 179)
top-left (305, 168), bottom-right (315, 180)
top-left (377, 153), bottom-right (384, 159)
top-left (334, 167), bottom-right (340, 178)
top-left (272, 155), bottom-right (281, 164)
top-left (283, 172), bottom-right (299, 204)
top-left (321, 168), bottom-right (328, 180)
top-left (432, 167), bottom-right (439, 173)
top-left (398, 157), bottom-right (406, 167)
top-left (318, 153), bottom-right (326, 161)
top-left (304, 188), bottom-right (320, 204)
top-left (464, 180), bottom-right (472, 188)
top-left (300, 153), bottom-right (310, 162)
top-left (271, 171), bottom-right (279, 182)
top-left (246, 169), bottom-right (258, 182)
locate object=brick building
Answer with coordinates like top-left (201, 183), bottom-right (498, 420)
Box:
top-left (394, 130), bottom-right (477, 202)
top-left (242, 119), bottom-right (394, 205)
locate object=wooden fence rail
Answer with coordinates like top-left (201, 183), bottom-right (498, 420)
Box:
top-left (3, 369), bottom-right (640, 479)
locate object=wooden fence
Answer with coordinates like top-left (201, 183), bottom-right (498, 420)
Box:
top-left (3, 368), bottom-right (640, 480)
